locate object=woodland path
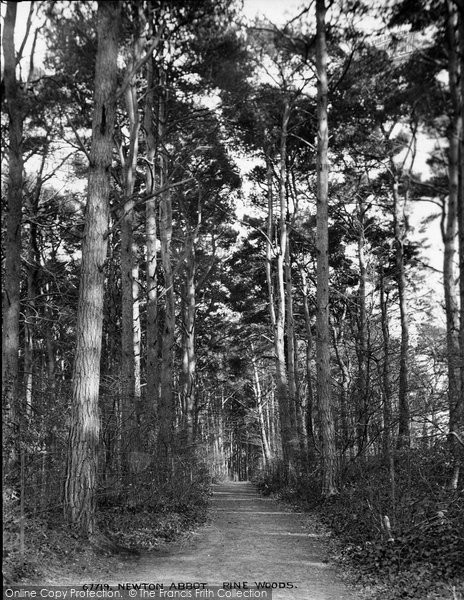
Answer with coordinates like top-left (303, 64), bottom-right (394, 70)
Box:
top-left (105, 482), bottom-right (355, 600)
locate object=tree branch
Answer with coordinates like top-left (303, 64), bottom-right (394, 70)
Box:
top-left (16, 1), bottom-right (35, 66)
top-left (105, 177), bottom-right (193, 239)
top-left (116, 25), bottom-right (165, 100)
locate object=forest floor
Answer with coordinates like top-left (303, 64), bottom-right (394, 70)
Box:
top-left (29, 482), bottom-right (358, 600)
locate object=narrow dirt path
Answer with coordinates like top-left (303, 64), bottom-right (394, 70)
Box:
top-left (107, 482), bottom-right (354, 600)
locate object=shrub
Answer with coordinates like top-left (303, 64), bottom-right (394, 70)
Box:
top-left (255, 445), bottom-right (464, 600)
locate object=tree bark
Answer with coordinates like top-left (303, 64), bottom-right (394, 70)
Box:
top-left (64, 0), bottom-right (120, 536)
top-left (379, 265), bottom-right (393, 461)
top-left (379, 263), bottom-right (396, 520)
top-left (251, 343), bottom-right (272, 464)
top-left (285, 237), bottom-right (307, 469)
top-left (446, 0), bottom-right (463, 488)
top-left (392, 177), bottom-right (411, 449)
top-left (274, 99), bottom-right (297, 478)
top-left (120, 52), bottom-right (142, 456)
top-left (459, 3), bottom-right (464, 488)
top-left (158, 68), bottom-right (175, 467)
top-left (264, 145), bottom-right (291, 472)
top-left (332, 316), bottom-right (351, 460)
top-left (181, 234), bottom-right (197, 444)
top-left (356, 196), bottom-right (369, 455)
top-left (315, 0), bottom-right (338, 497)
top-left (144, 56), bottom-right (160, 421)
top-left (299, 266), bottom-right (317, 463)
top-left (24, 181), bottom-right (42, 416)
top-left (2, 1), bottom-right (23, 458)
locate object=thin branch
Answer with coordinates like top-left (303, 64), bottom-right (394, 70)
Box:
top-left (16, 2), bottom-right (35, 66)
top-left (289, 132), bottom-right (316, 150)
top-left (64, 113), bottom-right (91, 163)
top-left (105, 177), bottom-right (193, 239)
top-left (116, 25), bottom-right (165, 100)
top-left (284, 3), bottom-right (314, 28)
top-left (450, 431), bottom-right (464, 447)
top-left (329, 45), bottom-right (357, 93)
top-left (26, 19), bottom-right (45, 87)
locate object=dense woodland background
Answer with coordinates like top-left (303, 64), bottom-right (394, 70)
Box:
top-left (2, 0), bottom-right (464, 597)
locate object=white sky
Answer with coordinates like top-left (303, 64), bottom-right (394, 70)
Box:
top-left (242, 0), bottom-right (306, 24)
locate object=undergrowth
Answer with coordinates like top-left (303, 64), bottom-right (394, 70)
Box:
top-left (98, 477), bottom-right (211, 551)
top-left (3, 462), bottom-right (211, 584)
top-left (255, 444), bottom-right (464, 600)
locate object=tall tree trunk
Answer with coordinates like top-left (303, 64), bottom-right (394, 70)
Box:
top-left (379, 265), bottom-right (393, 462)
top-left (181, 235), bottom-right (197, 444)
top-left (356, 196), bottom-right (368, 455)
top-left (133, 258), bottom-right (142, 423)
top-left (158, 68), bottom-right (175, 467)
top-left (392, 177), bottom-right (410, 449)
top-left (332, 318), bottom-right (351, 460)
top-left (447, 0), bottom-right (463, 487)
top-left (379, 263), bottom-right (396, 521)
top-left (179, 186), bottom-right (201, 445)
top-left (285, 238), bottom-right (307, 469)
top-left (24, 209), bottom-right (40, 415)
top-left (274, 100), bottom-right (297, 478)
top-left (299, 267), bottom-right (317, 463)
top-left (120, 27), bottom-right (143, 457)
top-left (251, 344), bottom-right (272, 464)
top-left (103, 234), bottom-right (119, 376)
top-left (459, 2), bottom-right (464, 487)
top-left (2, 1), bottom-right (23, 460)
top-left (264, 147), bottom-right (290, 471)
top-left (315, 0), bottom-right (338, 497)
top-left (24, 153), bottom-right (47, 416)
top-left (458, 1), bottom-right (464, 415)
top-left (64, 1), bottom-right (120, 536)
top-left (265, 150), bottom-right (276, 334)
top-left (269, 383), bottom-right (278, 457)
top-left (144, 56), bottom-right (159, 421)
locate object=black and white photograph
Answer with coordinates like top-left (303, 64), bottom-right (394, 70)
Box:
top-left (2, 0), bottom-right (464, 598)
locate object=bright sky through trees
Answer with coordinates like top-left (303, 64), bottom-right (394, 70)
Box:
top-left (241, 0), bottom-right (443, 275)
top-left (2, 1), bottom-right (443, 274)
top-left (243, 0), bottom-right (305, 24)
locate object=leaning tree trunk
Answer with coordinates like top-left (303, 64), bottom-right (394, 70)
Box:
top-left (2, 1), bottom-right (23, 463)
top-left (315, 0), bottom-right (338, 497)
top-left (64, 0), bottom-right (120, 536)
